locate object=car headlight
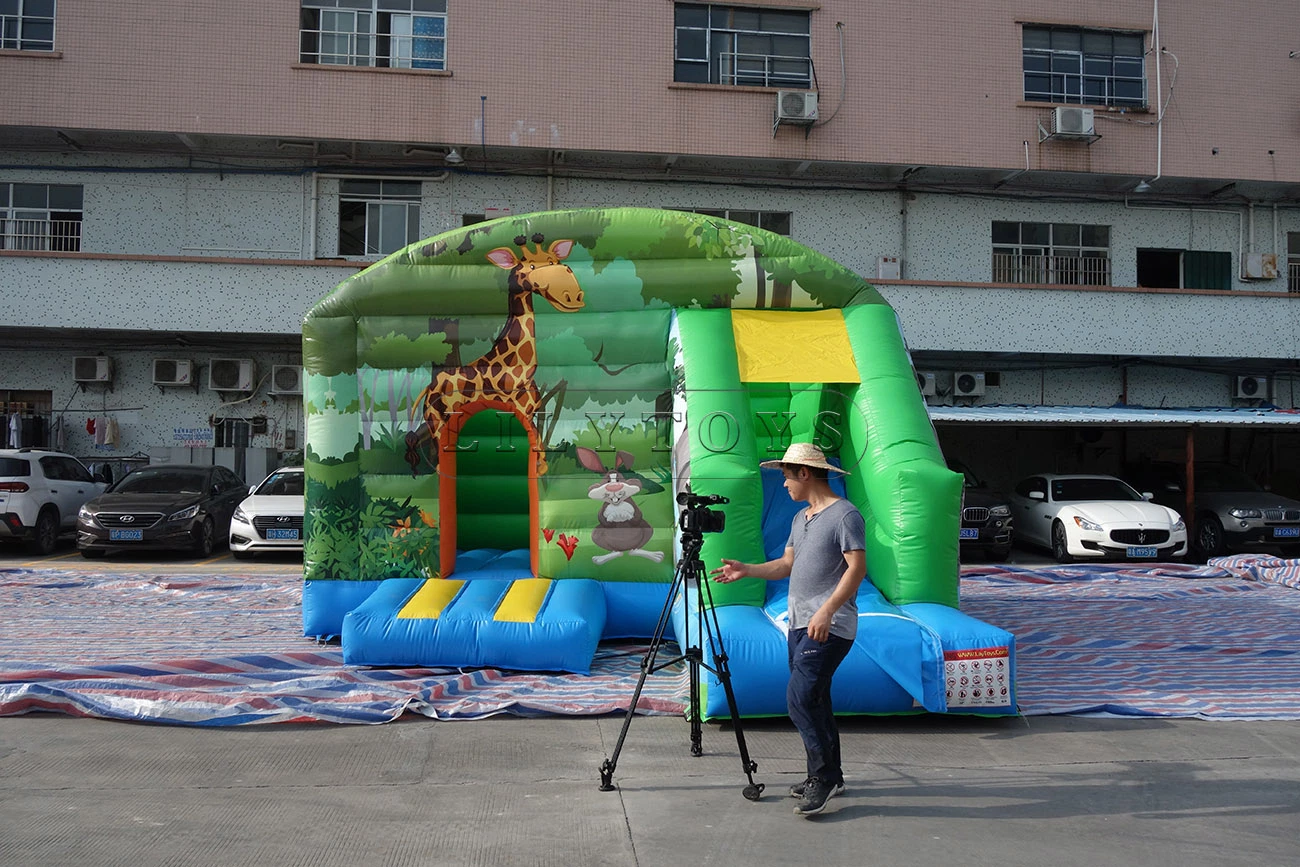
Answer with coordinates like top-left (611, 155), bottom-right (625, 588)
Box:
top-left (1073, 516), bottom-right (1102, 532)
top-left (990, 505), bottom-right (1011, 517)
top-left (1229, 508), bottom-right (1261, 519)
top-left (1172, 520), bottom-right (1186, 532)
top-left (233, 506), bottom-right (249, 524)
top-left (78, 505), bottom-right (93, 520)
top-left (169, 504), bottom-right (200, 522)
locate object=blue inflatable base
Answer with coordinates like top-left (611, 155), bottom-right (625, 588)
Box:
top-left (672, 580), bottom-right (1017, 720)
top-left (342, 576), bottom-right (607, 674)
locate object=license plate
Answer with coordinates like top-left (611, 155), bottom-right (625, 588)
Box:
top-left (959, 528), bottom-right (980, 540)
top-left (1274, 526), bottom-right (1300, 538)
top-left (1126, 546), bottom-right (1158, 558)
top-left (267, 528), bottom-right (300, 540)
top-left (110, 529), bottom-right (143, 541)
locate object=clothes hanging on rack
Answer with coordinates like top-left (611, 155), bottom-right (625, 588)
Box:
top-left (9, 412), bottom-right (21, 449)
top-left (53, 415), bottom-right (65, 451)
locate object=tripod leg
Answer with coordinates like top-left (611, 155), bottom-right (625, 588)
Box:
top-left (697, 568), bottom-right (766, 801)
top-left (689, 652), bottom-right (702, 757)
top-left (599, 563), bottom-right (686, 792)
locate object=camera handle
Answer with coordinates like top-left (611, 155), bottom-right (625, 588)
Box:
top-left (598, 531), bottom-right (765, 801)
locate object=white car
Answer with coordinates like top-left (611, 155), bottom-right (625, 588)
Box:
top-left (229, 467), bottom-right (304, 559)
top-left (1010, 473), bottom-right (1187, 563)
top-left (0, 448), bottom-right (108, 554)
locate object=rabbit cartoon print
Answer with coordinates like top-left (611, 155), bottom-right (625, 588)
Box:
top-left (576, 447), bottom-right (666, 565)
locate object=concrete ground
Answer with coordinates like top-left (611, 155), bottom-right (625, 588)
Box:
top-left (2, 712), bottom-right (1298, 867)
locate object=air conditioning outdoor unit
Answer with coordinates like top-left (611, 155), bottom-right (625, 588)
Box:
top-left (1052, 106), bottom-right (1095, 138)
top-left (1235, 374), bottom-right (1270, 399)
top-left (152, 358), bottom-right (194, 386)
top-left (775, 90), bottom-right (818, 123)
top-left (73, 356), bottom-right (113, 383)
top-left (953, 371), bottom-right (986, 397)
top-left (209, 358), bottom-right (256, 392)
top-left (916, 371), bottom-right (937, 397)
top-left (270, 364), bottom-right (304, 395)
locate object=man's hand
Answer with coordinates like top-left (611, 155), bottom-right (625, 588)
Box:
top-left (807, 607), bottom-right (833, 643)
top-left (710, 559), bottom-right (748, 584)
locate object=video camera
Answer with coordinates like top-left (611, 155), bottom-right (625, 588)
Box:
top-left (676, 489), bottom-right (728, 536)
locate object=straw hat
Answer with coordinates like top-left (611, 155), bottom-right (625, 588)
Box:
top-left (759, 442), bottom-right (849, 474)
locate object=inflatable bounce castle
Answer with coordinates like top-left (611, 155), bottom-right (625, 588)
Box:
top-left (301, 207), bottom-right (1015, 718)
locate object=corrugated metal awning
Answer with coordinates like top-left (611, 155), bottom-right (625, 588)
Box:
top-left (927, 404), bottom-right (1300, 427)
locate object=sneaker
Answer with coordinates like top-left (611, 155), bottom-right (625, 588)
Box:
top-left (788, 777), bottom-right (845, 799)
top-left (793, 777), bottom-right (836, 816)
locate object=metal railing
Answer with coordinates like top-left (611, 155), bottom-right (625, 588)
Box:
top-left (992, 252), bottom-right (1111, 286)
top-left (299, 27), bottom-right (442, 69)
top-left (1, 217), bottom-right (82, 252)
top-left (1289, 259), bottom-right (1300, 294)
top-left (717, 51), bottom-right (811, 89)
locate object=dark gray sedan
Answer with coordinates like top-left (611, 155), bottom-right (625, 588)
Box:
top-left (76, 464), bottom-right (249, 558)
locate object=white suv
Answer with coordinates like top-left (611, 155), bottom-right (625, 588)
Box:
top-left (0, 449), bottom-right (108, 554)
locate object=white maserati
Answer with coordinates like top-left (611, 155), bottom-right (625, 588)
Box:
top-left (1010, 473), bottom-right (1187, 563)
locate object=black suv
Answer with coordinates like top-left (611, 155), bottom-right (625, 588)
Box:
top-left (950, 460), bottom-right (1013, 562)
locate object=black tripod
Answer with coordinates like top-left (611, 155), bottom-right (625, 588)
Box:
top-left (598, 514), bottom-right (764, 801)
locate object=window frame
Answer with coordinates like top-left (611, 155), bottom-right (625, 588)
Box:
top-left (671, 207), bottom-right (793, 236)
top-left (337, 179), bottom-right (422, 258)
top-left (674, 3), bottom-right (811, 89)
top-left (992, 221), bottom-right (1111, 286)
top-left (0, 0), bottom-right (56, 52)
top-left (300, 0), bottom-right (447, 70)
top-left (1022, 24), bottom-right (1147, 108)
top-left (0, 182), bottom-right (83, 252)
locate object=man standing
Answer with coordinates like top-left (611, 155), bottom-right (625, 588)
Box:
top-left (711, 442), bottom-right (866, 817)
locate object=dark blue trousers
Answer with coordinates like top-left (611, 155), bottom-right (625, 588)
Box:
top-left (787, 627), bottom-right (854, 785)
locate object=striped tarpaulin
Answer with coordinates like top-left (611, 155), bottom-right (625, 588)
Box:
top-left (0, 569), bottom-right (686, 725)
top-left (4, 560), bottom-right (1300, 724)
top-left (959, 562), bottom-right (1300, 719)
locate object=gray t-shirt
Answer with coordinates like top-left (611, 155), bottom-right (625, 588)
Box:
top-left (786, 498), bottom-right (867, 640)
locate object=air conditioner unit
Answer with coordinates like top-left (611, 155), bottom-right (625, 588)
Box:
top-left (916, 371), bottom-right (937, 397)
top-left (1052, 106), bottom-right (1095, 138)
top-left (73, 356), bottom-right (113, 383)
top-left (270, 364), bottom-right (304, 395)
top-left (209, 358), bottom-right (256, 392)
top-left (953, 371), bottom-right (986, 397)
top-left (1235, 374), bottom-right (1270, 399)
top-left (152, 358), bottom-right (194, 386)
top-left (775, 90), bottom-right (818, 123)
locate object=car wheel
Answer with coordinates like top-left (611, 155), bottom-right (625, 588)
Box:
top-left (31, 508), bottom-right (60, 555)
top-left (231, 550), bottom-right (254, 561)
top-left (1051, 521), bottom-right (1073, 564)
top-left (1195, 515), bottom-right (1226, 562)
top-left (192, 518), bottom-right (216, 558)
top-left (79, 548), bottom-right (107, 559)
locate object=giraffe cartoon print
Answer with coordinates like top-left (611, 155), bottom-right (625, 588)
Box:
top-left (405, 233), bottom-right (584, 475)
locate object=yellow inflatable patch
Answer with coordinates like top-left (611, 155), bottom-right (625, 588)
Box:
top-left (730, 310), bottom-right (860, 383)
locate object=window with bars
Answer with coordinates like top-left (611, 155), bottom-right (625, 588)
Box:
top-left (1023, 26), bottom-right (1146, 108)
top-left (992, 222), bottom-right (1111, 286)
top-left (1288, 232), bottom-right (1300, 295)
top-left (672, 208), bottom-right (792, 235)
top-left (338, 180), bottom-right (421, 257)
top-left (300, 0), bottom-right (446, 69)
top-left (674, 3), bottom-right (811, 89)
top-left (0, 183), bottom-right (82, 252)
top-left (0, 0), bottom-right (55, 51)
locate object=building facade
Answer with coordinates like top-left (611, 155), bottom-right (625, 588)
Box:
top-left (2, 0), bottom-right (1299, 493)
